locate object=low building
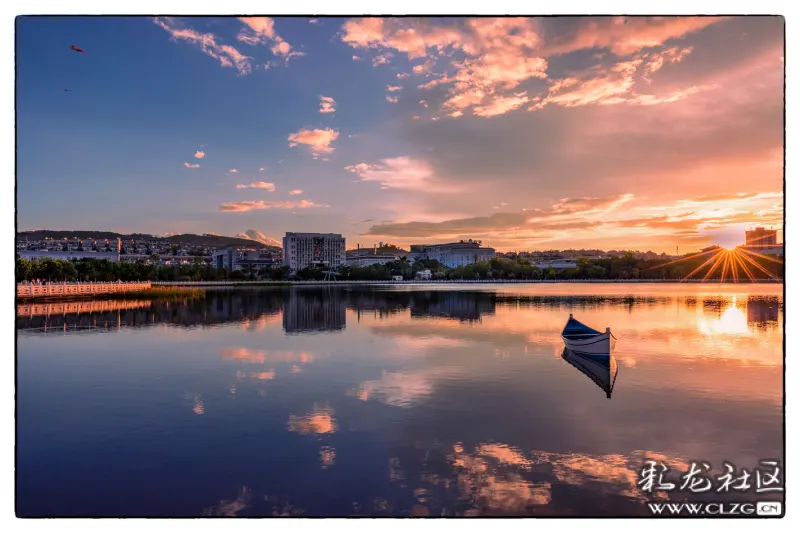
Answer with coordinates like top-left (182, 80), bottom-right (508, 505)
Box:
top-left (408, 239), bottom-right (495, 268)
top-left (416, 269), bottom-right (432, 280)
top-left (212, 247), bottom-right (266, 271)
top-left (533, 260), bottom-right (578, 271)
top-left (346, 253), bottom-right (400, 267)
top-left (17, 250), bottom-right (120, 262)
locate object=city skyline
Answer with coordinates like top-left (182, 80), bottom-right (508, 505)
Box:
top-left (17, 16), bottom-right (784, 253)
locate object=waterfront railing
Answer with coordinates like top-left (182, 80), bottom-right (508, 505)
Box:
top-left (17, 281), bottom-right (152, 298)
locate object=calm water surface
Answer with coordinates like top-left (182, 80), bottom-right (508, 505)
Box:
top-left (16, 284), bottom-right (784, 517)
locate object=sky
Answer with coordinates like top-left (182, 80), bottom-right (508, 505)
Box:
top-left (16, 16), bottom-right (784, 253)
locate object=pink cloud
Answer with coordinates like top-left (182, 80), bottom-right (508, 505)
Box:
top-left (236, 181), bottom-right (276, 191)
top-left (183, 162), bottom-right (200, 168)
top-left (372, 54), bottom-right (391, 66)
top-left (344, 18), bottom-right (547, 117)
top-left (344, 157), bottom-right (451, 192)
top-left (237, 17), bottom-right (304, 62)
top-left (412, 59), bottom-right (435, 74)
top-left (194, 150), bottom-right (206, 159)
top-left (541, 58), bottom-right (715, 110)
top-left (289, 189), bottom-right (303, 195)
top-left (341, 17), bottom-right (721, 119)
top-left (228, 169), bottom-right (238, 173)
top-left (472, 93), bottom-right (531, 117)
top-left (153, 17), bottom-right (252, 75)
top-left (319, 96), bottom-right (336, 113)
top-left (543, 17), bottom-right (726, 57)
top-left (219, 200), bottom-right (329, 212)
top-left (287, 128), bottom-right (339, 156)
top-left (386, 85), bottom-right (402, 92)
top-left (386, 95), bottom-right (399, 103)
top-left (642, 46), bottom-right (693, 83)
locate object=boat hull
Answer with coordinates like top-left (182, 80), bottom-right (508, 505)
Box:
top-left (562, 348), bottom-right (619, 398)
top-left (562, 332), bottom-right (616, 356)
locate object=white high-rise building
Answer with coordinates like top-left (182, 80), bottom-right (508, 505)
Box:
top-left (283, 232), bottom-right (346, 271)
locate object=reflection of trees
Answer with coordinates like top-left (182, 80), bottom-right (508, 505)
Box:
top-left (746, 296), bottom-right (781, 330)
top-left (17, 290), bottom-right (782, 336)
top-left (409, 292), bottom-right (497, 322)
top-left (16, 289), bottom-right (285, 331)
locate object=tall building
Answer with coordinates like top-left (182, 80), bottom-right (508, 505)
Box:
top-left (745, 227), bottom-right (778, 247)
top-left (283, 232), bottom-right (346, 271)
top-left (408, 239), bottom-right (495, 268)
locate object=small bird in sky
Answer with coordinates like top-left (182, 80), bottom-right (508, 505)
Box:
top-left (63, 89), bottom-right (72, 92)
top-left (71, 45), bottom-right (85, 54)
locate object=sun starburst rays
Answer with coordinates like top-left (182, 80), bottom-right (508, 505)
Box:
top-left (675, 246), bottom-right (782, 282)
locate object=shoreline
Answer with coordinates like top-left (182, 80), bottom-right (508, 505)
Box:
top-left (151, 279), bottom-right (783, 287)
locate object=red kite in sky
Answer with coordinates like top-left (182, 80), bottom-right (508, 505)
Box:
top-left (71, 45), bottom-right (85, 54)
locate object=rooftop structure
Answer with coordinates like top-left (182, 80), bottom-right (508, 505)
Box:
top-left (408, 239), bottom-right (495, 268)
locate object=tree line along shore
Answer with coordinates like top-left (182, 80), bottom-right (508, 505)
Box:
top-left (16, 252), bottom-right (783, 284)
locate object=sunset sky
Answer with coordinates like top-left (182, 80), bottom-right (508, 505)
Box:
top-left (16, 16), bottom-right (784, 253)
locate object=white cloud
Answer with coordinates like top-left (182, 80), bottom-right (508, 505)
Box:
top-left (236, 181), bottom-right (276, 191)
top-left (319, 95), bottom-right (336, 114)
top-left (154, 17), bottom-right (252, 75)
top-left (237, 17), bottom-right (305, 63)
top-left (220, 200), bottom-right (329, 212)
top-left (344, 157), bottom-right (449, 191)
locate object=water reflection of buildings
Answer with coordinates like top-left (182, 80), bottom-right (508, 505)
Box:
top-left (561, 348), bottom-right (618, 399)
top-left (282, 288), bottom-right (346, 334)
top-left (409, 292), bottom-right (496, 322)
top-left (16, 291), bottom-right (781, 340)
top-left (747, 297), bottom-right (780, 330)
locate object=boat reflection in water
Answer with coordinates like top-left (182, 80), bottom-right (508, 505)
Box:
top-left (561, 347), bottom-right (619, 399)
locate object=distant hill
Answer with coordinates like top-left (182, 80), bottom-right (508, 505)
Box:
top-left (17, 230), bottom-right (281, 251)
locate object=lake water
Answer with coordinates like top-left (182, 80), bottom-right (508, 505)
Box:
top-left (16, 283), bottom-right (784, 517)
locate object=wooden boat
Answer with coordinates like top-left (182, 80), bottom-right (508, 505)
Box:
top-left (561, 313), bottom-right (617, 356)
